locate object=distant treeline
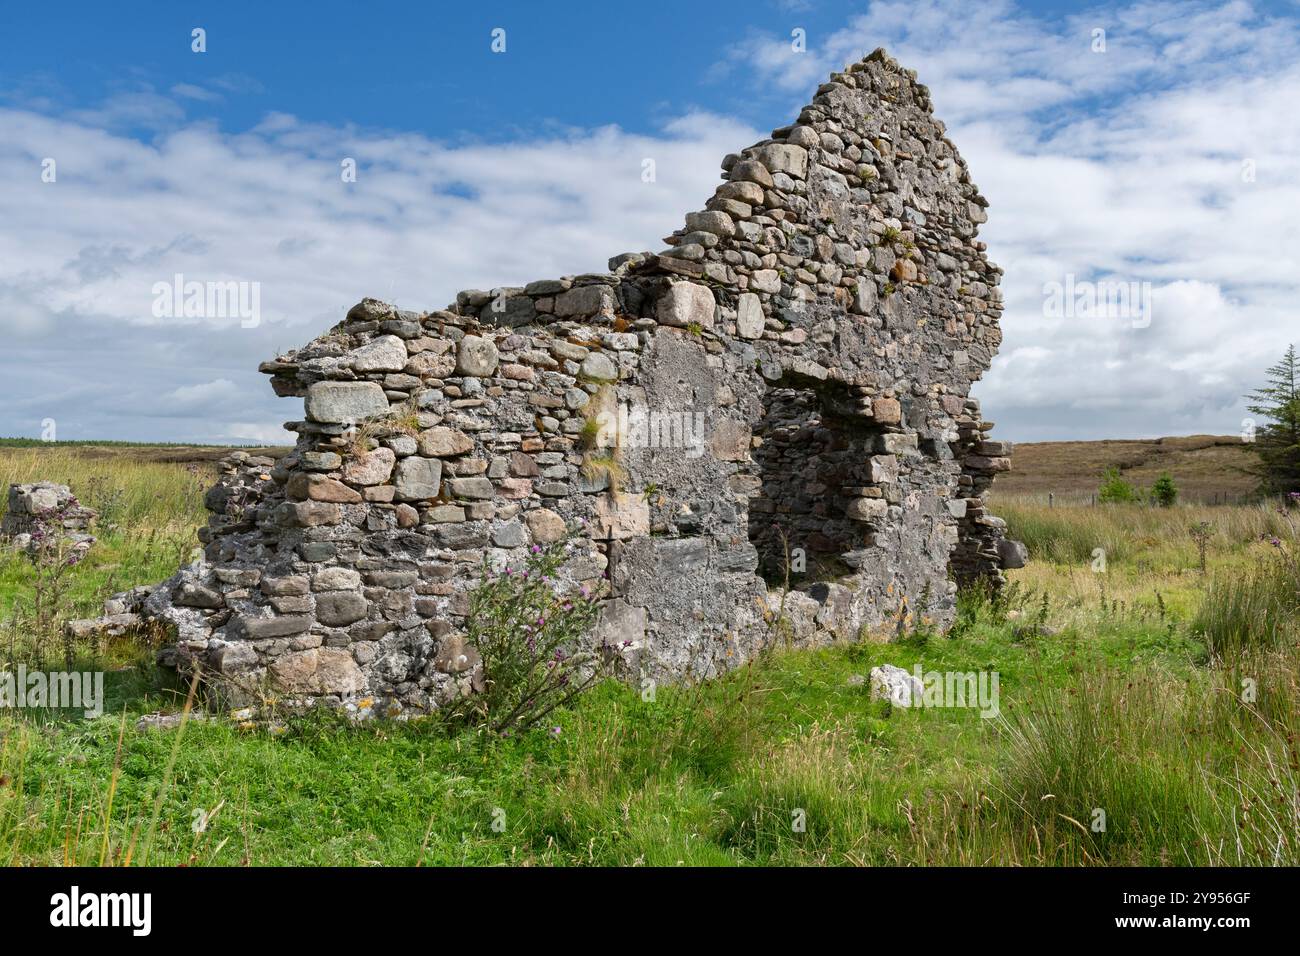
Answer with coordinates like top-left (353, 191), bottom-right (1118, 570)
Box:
top-left (0, 438), bottom-right (261, 449)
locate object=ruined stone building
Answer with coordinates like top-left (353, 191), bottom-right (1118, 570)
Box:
top-left (112, 49), bottom-right (1022, 710)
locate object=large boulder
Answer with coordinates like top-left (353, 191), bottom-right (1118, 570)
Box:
top-left (997, 538), bottom-right (1029, 570)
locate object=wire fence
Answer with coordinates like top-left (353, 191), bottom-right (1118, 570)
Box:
top-left (994, 490), bottom-right (1267, 508)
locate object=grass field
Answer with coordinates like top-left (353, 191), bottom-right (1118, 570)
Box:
top-left (0, 443), bottom-right (1297, 866)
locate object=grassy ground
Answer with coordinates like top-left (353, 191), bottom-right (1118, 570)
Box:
top-left (1, 449), bottom-right (1297, 866)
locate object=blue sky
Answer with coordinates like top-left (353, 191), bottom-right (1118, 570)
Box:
top-left (1, 1), bottom-right (877, 140)
top-left (2, 0), bottom-right (1298, 443)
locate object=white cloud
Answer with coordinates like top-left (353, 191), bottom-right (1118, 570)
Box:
top-left (0, 100), bottom-right (757, 442)
top-left (1, 0), bottom-right (1298, 445)
top-left (717, 0), bottom-right (1300, 440)
top-left (168, 378), bottom-right (241, 408)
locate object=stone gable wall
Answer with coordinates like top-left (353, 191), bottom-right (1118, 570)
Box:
top-left (115, 49), bottom-right (1018, 714)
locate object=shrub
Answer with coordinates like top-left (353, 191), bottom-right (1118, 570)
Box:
top-left (1097, 466), bottom-right (1138, 504)
top-left (1149, 472), bottom-right (1178, 508)
top-left (459, 536), bottom-right (613, 734)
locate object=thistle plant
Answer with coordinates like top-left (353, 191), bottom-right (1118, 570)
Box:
top-left (1189, 521), bottom-right (1213, 575)
top-left (24, 499), bottom-right (93, 667)
top-left (460, 533), bottom-right (616, 734)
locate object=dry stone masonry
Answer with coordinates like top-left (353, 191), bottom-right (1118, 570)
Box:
top-left (109, 49), bottom-right (1022, 713)
top-left (2, 482), bottom-right (96, 559)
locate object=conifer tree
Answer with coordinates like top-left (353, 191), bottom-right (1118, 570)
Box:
top-left (1245, 344), bottom-right (1300, 495)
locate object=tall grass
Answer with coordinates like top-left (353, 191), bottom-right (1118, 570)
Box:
top-left (996, 496), bottom-right (1291, 567)
top-left (1195, 550), bottom-right (1300, 661)
top-left (0, 448), bottom-right (211, 663)
top-left (939, 651), bottom-right (1300, 866)
top-left (0, 447), bottom-right (209, 531)
top-left (993, 666), bottom-right (1217, 864)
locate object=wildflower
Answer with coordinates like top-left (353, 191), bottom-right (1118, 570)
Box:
top-left (550, 726), bottom-right (562, 736)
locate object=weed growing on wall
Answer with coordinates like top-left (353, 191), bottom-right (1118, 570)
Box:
top-left (458, 535), bottom-right (612, 734)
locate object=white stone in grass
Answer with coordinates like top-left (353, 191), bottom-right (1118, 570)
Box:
top-left (869, 663), bottom-right (923, 708)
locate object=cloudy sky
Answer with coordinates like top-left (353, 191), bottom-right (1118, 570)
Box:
top-left (1, 0), bottom-right (1297, 444)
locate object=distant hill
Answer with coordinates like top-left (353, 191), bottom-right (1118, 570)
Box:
top-left (0, 440), bottom-right (290, 466)
top-left (992, 435), bottom-right (1260, 504)
top-left (0, 436), bottom-right (1263, 504)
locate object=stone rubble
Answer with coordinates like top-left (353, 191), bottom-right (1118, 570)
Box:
top-left (1, 482), bottom-right (96, 558)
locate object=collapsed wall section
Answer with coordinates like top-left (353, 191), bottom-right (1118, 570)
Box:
top-left (107, 48), bottom-right (1020, 713)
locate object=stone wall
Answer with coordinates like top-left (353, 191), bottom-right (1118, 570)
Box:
top-left (109, 49), bottom-right (1021, 714)
top-left (1, 482), bottom-right (96, 559)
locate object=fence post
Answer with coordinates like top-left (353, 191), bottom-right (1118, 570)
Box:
top-left (1048, 492), bottom-right (1054, 509)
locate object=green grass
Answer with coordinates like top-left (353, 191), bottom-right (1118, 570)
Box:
top-left (4, 611), bottom-right (1293, 866)
top-left (0, 448), bottom-right (1298, 866)
top-left (0, 447), bottom-right (211, 628)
